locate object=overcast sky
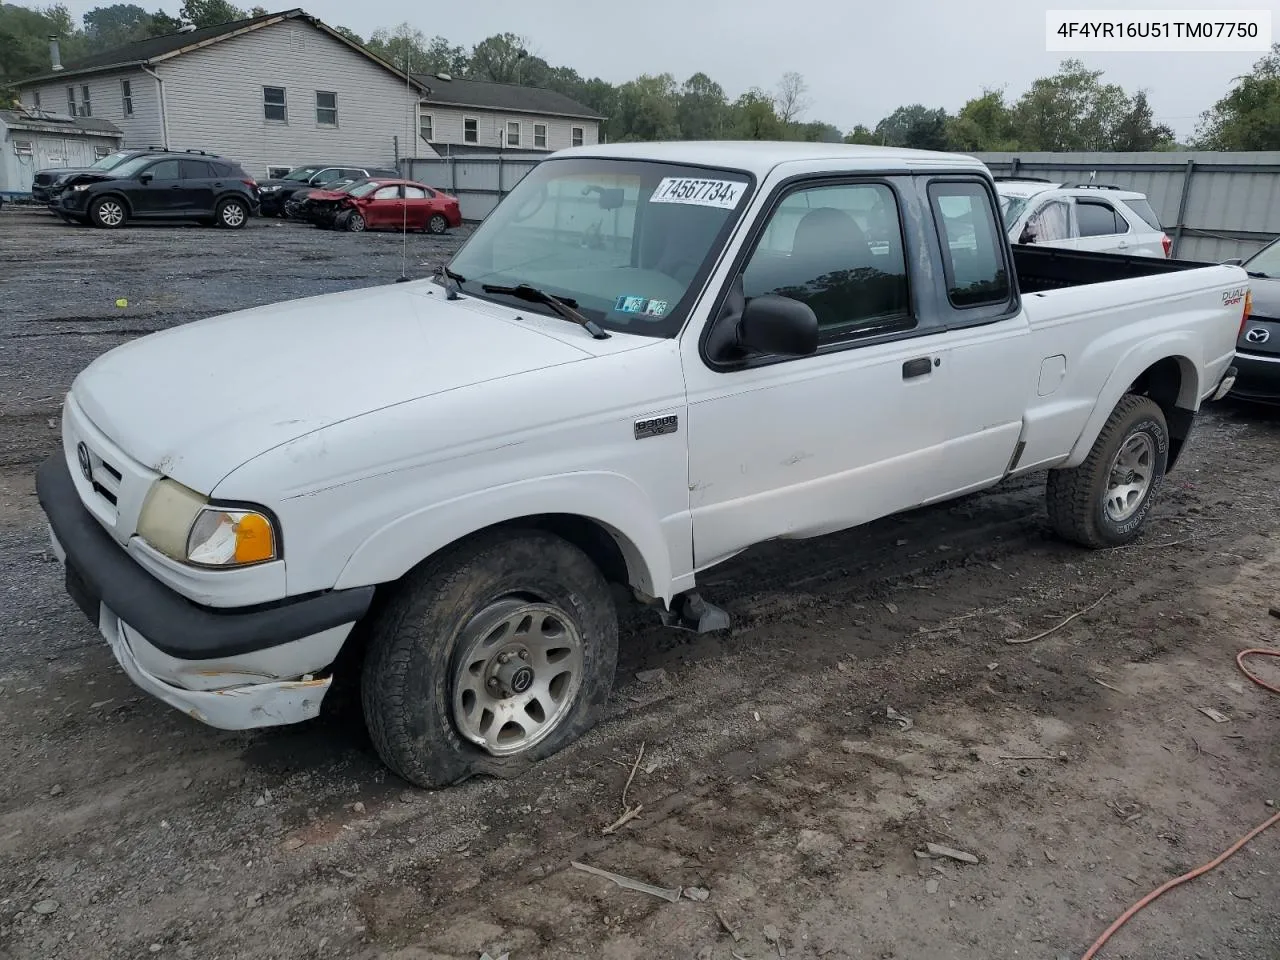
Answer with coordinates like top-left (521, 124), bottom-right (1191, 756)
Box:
top-left (61, 0), bottom-right (1273, 139)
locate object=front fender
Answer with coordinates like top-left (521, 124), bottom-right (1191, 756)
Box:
top-left (333, 470), bottom-right (679, 602)
top-left (1062, 335), bottom-right (1200, 469)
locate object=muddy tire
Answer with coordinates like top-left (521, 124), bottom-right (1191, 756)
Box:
top-left (89, 196), bottom-right (127, 229)
top-left (361, 530), bottom-right (618, 788)
top-left (1046, 394), bottom-right (1168, 548)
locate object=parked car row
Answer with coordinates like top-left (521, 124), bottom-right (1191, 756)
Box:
top-left (30, 155), bottom-right (460, 236)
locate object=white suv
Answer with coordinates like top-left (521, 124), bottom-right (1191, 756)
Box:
top-left (996, 179), bottom-right (1171, 258)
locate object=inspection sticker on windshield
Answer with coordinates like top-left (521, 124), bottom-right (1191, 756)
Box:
top-left (615, 295), bottom-right (668, 317)
top-left (651, 177), bottom-right (745, 209)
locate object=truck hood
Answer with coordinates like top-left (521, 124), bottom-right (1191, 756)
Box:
top-left (70, 281), bottom-right (603, 492)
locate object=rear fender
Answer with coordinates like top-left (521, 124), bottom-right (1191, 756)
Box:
top-left (333, 471), bottom-right (678, 602)
top-left (1062, 335), bottom-right (1200, 469)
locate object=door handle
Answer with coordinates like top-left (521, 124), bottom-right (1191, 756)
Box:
top-left (170, 185), bottom-right (182, 190)
top-left (902, 357), bottom-right (934, 380)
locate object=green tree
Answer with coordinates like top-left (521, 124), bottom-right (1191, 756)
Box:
top-left (1012, 59), bottom-right (1129, 150)
top-left (1195, 43), bottom-right (1280, 150)
top-left (147, 8), bottom-right (182, 35)
top-left (677, 72), bottom-right (727, 138)
top-left (792, 121), bottom-right (843, 142)
top-left (365, 24), bottom-right (463, 75)
top-left (945, 89), bottom-right (1019, 151)
top-left (729, 89), bottom-right (782, 140)
top-left (469, 32), bottom-right (530, 83)
top-left (875, 104), bottom-right (952, 150)
top-left (331, 25), bottom-right (362, 45)
top-left (1112, 91), bottom-right (1175, 150)
top-left (179, 0), bottom-right (246, 28)
top-left (843, 124), bottom-right (879, 144)
top-left (610, 73), bottom-right (680, 141)
top-left (83, 3), bottom-right (153, 48)
top-left (0, 3), bottom-right (87, 86)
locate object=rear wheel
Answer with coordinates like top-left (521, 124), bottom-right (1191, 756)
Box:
top-left (1046, 394), bottom-right (1169, 548)
top-left (215, 197), bottom-right (248, 229)
top-left (427, 213), bottom-right (449, 235)
top-left (89, 197), bottom-right (126, 229)
top-left (361, 531), bottom-right (618, 788)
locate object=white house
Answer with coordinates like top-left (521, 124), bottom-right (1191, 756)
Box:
top-left (16, 9), bottom-right (607, 180)
top-left (413, 76), bottom-right (604, 158)
top-left (15, 8), bottom-right (427, 178)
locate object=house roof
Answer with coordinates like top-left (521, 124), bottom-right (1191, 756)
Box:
top-left (18, 8), bottom-right (428, 92)
top-left (413, 76), bottom-right (604, 121)
top-left (0, 107), bottom-right (123, 138)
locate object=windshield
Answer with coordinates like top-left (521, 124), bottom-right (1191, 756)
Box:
top-left (347, 181), bottom-right (382, 197)
top-left (283, 166), bottom-right (322, 182)
top-left (1244, 238), bottom-right (1280, 278)
top-left (448, 158), bottom-right (754, 337)
top-left (107, 155), bottom-right (167, 179)
top-left (999, 194), bottom-right (1030, 228)
top-left (90, 151), bottom-right (133, 171)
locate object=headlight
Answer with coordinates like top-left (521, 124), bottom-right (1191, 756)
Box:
top-left (260, 185), bottom-right (282, 192)
top-left (72, 184), bottom-right (91, 192)
top-left (137, 479), bottom-right (278, 568)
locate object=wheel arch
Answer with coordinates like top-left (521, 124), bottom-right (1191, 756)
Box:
top-left (1064, 343), bottom-right (1201, 471)
top-left (89, 190), bottom-right (133, 217)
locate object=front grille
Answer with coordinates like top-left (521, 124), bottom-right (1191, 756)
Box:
top-left (34, 173), bottom-right (56, 186)
top-left (85, 448), bottom-right (123, 509)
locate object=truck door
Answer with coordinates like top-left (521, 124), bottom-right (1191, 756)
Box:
top-left (921, 178), bottom-right (1034, 498)
top-left (681, 178), bottom-right (951, 571)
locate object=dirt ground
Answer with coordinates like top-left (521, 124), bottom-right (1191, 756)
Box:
top-left (1, 206), bottom-right (1279, 960)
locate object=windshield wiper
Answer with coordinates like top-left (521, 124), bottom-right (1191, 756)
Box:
top-left (481, 283), bottom-right (610, 340)
top-left (437, 266), bottom-right (465, 300)
top-left (1247, 270), bottom-right (1273, 279)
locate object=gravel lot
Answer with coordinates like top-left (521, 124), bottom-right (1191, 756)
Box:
top-left (2, 205), bottom-right (1279, 960)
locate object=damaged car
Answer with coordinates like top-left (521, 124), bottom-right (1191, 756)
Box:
top-left (309, 178), bottom-right (462, 234)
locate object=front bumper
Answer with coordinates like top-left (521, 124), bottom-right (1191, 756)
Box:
top-left (37, 454), bottom-right (375, 727)
top-left (31, 184), bottom-right (52, 202)
top-left (1229, 351), bottom-right (1280, 404)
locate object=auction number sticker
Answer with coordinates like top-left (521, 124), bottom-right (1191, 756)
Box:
top-left (651, 177), bottom-right (746, 209)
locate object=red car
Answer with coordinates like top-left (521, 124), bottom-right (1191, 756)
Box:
top-left (310, 178), bottom-right (461, 234)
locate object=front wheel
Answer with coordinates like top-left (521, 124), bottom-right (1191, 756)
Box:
top-left (344, 211), bottom-right (366, 233)
top-left (89, 197), bottom-right (127, 229)
top-left (215, 197), bottom-right (248, 229)
top-left (361, 531), bottom-right (618, 788)
top-left (1046, 394), bottom-right (1169, 548)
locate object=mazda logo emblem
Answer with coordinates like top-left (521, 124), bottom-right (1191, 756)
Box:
top-left (1245, 327), bottom-right (1271, 344)
top-left (76, 442), bottom-right (92, 481)
top-left (510, 666), bottom-right (534, 693)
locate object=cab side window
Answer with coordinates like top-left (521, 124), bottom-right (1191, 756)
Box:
top-left (741, 182), bottom-right (912, 342)
top-left (928, 181), bottom-right (1011, 308)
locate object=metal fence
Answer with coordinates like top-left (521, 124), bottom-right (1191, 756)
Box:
top-left (976, 151), bottom-right (1280, 262)
top-left (404, 150), bottom-right (1280, 264)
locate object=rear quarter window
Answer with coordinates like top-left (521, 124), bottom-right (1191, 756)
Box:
top-left (928, 180), bottom-right (1012, 309)
top-left (1124, 197), bottom-right (1163, 231)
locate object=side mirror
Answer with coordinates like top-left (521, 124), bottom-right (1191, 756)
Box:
top-left (139, 173), bottom-right (153, 185)
top-left (738, 295), bottom-right (819, 357)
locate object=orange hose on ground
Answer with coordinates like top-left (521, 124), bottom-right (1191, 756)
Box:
top-left (1236, 648), bottom-right (1280, 695)
top-left (1079, 644), bottom-right (1280, 959)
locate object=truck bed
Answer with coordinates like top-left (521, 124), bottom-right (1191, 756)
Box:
top-left (1013, 244), bottom-right (1211, 294)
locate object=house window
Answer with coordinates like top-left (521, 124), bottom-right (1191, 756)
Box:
top-left (463, 117), bottom-right (478, 143)
top-left (534, 123), bottom-right (547, 149)
top-left (121, 79), bottom-right (133, 116)
top-left (316, 91), bottom-right (337, 126)
top-left (571, 126), bottom-right (584, 147)
top-left (420, 113), bottom-right (433, 141)
top-left (13, 140), bottom-right (34, 156)
top-left (32, 90), bottom-right (40, 108)
top-left (81, 85), bottom-right (92, 117)
top-left (94, 145), bottom-right (110, 159)
top-left (66, 86), bottom-right (75, 116)
top-left (506, 120), bottom-right (520, 147)
top-left (263, 86), bottom-right (287, 122)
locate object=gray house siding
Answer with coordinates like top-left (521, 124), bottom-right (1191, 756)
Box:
top-left (157, 21), bottom-right (419, 177)
top-left (418, 104), bottom-right (599, 155)
top-left (20, 68), bottom-right (164, 149)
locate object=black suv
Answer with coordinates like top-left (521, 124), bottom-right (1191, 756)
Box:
top-left (53, 152), bottom-right (258, 229)
top-left (257, 163), bottom-right (399, 216)
top-left (32, 147), bottom-right (172, 203)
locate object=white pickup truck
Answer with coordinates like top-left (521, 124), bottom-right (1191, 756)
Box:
top-left (39, 142), bottom-right (1246, 787)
